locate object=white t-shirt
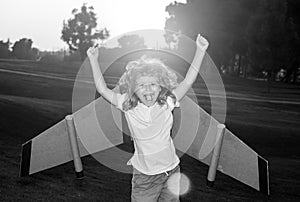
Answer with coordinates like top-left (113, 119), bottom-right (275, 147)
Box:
top-left (116, 93), bottom-right (180, 175)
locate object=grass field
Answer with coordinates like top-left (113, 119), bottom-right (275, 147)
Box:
top-left (0, 59), bottom-right (300, 201)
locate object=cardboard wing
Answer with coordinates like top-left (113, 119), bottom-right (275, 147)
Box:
top-left (19, 97), bottom-right (124, 176)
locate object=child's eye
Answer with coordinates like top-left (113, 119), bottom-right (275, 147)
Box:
top-left (137, 84), bottom-right (144, 88)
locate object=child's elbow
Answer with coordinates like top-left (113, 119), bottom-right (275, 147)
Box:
top-left (96, 85), bottom-right (107, 96)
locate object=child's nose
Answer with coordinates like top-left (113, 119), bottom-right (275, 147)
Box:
top-left (146, 84), bottom-right (156, 91)
top-left (142, 84), bottom-right (150, 90)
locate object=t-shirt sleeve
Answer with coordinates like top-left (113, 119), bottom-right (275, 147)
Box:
top-left (166, 96), bottom-right (180, 111)
top-left (115, 93), bottom-right (127, 111)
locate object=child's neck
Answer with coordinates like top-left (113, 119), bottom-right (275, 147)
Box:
top-left (139, 101), bottom-right (156, 108)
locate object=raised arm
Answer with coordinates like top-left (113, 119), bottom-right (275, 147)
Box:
top-left (173, 34), bottom-right (209, 101)
top-left (87, 46), bottom-right (119, 106)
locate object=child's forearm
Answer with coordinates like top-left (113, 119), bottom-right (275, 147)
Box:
top-left (89, 58), bottom-right (108, 94)
top-left (172, 34), bottom-right (208, 101)
top-left (183, 48), bottom-right (206, 86)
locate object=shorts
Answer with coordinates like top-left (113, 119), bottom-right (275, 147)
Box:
top-left (131, 165), bottom-right (180, 202)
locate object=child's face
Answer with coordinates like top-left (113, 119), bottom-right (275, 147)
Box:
top-left (134, 76), bottom-right (161, 107)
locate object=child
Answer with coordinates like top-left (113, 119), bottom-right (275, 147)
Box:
top-left (87, 34), bottom-right (209, 202)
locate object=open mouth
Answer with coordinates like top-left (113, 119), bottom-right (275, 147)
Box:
top-left (143, 93), bottom-right (155, 102)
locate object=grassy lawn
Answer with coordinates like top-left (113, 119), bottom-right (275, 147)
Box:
top-left (0, 59), bottom-right (299, 201)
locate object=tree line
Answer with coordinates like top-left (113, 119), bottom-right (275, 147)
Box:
top-left (0, 38), bottom-right (39, 60)
top-left (1, 1), bottom-right (299, 83)
top-left (164, 0), bottom-right (300, 82)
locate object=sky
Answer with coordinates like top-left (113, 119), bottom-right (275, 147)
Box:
top-left (0, 0), bottom-right (185, 51)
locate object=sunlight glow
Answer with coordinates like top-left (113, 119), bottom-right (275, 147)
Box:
top-left (0, 0), bottom-right (186, 51)
top-left (167, 172), bottom-right (191, 196)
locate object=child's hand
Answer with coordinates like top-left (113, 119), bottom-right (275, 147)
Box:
top-left (87, 45), bottom-right (99, 61)
top-left (196, 34), bottom-right (209, 51)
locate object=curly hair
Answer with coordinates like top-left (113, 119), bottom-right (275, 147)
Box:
top-left (117, 56), bottom-right (178, 111)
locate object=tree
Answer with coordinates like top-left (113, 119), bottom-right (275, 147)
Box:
top-left (0, 39), bottom-right (11, 59)
top-left (11, 38), bottom-right (39, 60)
top-left (30, 47), bottom-right (40, 60)
top-left (245, 0), bottom-right (298, 80)
top-left (61, 3), bottom-right (109, 61)
top-left (164, 0), bottom-right (259, 72)
top-left (117, 34), bottom-right (146, 50)
top-left (283, 0), bottom-right (300, 83)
